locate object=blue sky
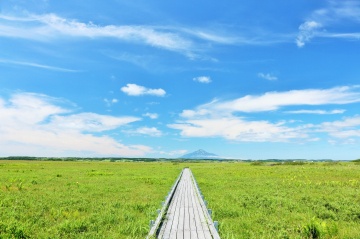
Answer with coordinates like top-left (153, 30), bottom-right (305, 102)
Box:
top-left (1, 0), bottom-right (360, 160)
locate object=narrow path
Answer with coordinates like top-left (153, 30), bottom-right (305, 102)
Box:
top-left (148, 168), bottom-right (220, 239)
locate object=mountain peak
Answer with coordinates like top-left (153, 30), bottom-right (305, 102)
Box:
top-left (193, 149), bottom-right (208, 154)
top-left (180, 149), bottom-right (221, 160)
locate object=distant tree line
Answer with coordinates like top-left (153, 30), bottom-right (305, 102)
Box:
top-left (0, 156), bottom-right (356, 162)
top-left (0, 156), bottom-right (161, 162)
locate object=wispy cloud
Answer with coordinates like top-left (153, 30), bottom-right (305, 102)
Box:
top-left (143, 112), bottom-right (159, 119)
top-left (0, 13), bottom-right (193, 54)
top-left (124, 127), bottom-right (163, 137)
top-left (0, 12), bottom-right (292, 59)
top-left (296, 21), bottom-right (323, 47)
top-left (322, 32), bottom-right (360, 39)
top-left (106, 52), bottom-right (157, 70)
top-left (181, 86), bottom-right (360, 116)
top-left (178, 28), bottom-right (238, 44)
top-left (296, 0), bottom-right (360, 47)
top-left (104, 98), bottom-right (118, 107)
top-left (169, 117), bottom-right (309, 142)
top-left (0, 92), bottom-right (151, 157)
top-left (320, 115), bottom-right (360, 139)
top-left (48, 113), bottom-right (138, 132)
top-left (0, 58), bottom-right (78, 72)
top-left (258, 72), bottom-right (278, 81)
top-left (0, 13), bottom-right (242, 58)
top-left (285, 109), bottom-right (345, 115)
top-left (193, 76), bottom-right (211, 83)
top-left (121, 84), bottom-right (166, 97)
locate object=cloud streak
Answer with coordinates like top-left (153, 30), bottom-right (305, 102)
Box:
top-left (181, 86), bottom-right (360, 116)
top-left (1, 13), bottom-right (192, 51)
top-left (258, 72), bottom-right (278, 81)
top-left (0, 12), bottom-right (293, 59)
top-left (0, 58), bottom-right (78, 72)
top-left (0, 13), bottom-right (244, 58)
top-left (285, 109), bottom-right (345, 115)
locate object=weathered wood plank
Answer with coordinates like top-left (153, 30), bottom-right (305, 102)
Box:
top-left (183, 177), bottom-right (191, 239)
top-left (147, 170), bottom-right (184, 239)
top-left (149, 168), bottom-right (220, 239)
top-left (191, 171), bottom-right (220, 239)
top-left (189, 174), bottom-right (206, 239)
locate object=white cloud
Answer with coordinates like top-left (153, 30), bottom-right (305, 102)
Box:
top-left (143, 112), bottom-right (159, 119)
top-left (296, 1), bottom-right (360, 47)
top-left (121, 83), bottom-right (166, 97)
top-left (0, 13), bottom-right (193, 54)
top-left (169, 85), bottom-right (360, 142)
top-left (180, 108), bottom-right (211, 118)
top-left (125, 127), bottom-right (163, 137)
top-left (325, 0), bottom-right (360, 22)
top-left (48, 113), bottom-right (138, 132)
top-left (0, 12), bottom-right (289, 59)
top-left (285, 109), bottom-right (345, 115)
top-left (181, 86), bottom-right (360, 116)
top-left (296, 21), bottom-right (322, 47)
top-left (322, 32), bottom-right (360, 39)
top-left (258, 73), bottom-right (278, 81)
top-left (179, 28), bottom-right (238, 44)
top-left (169, 117), bottom-right (308, 142)
top-left (320, 116), bottom-right (360, 139)
top-left (0, 92), bottom-right (71, 124)
top-left (0, 92), bottom-right (151, 157)
top-left (193, 76), bottom-right (211, 83)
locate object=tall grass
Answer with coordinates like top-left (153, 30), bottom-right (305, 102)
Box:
top-left (0, 161), bottom-right (181, 238)
top-left (190, 162), bottom-right (360, 239)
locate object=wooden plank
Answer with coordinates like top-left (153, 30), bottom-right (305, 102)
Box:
top-left (189, 172), bottom-right (206, 239)
top-left (150, 168), bottom-right (220, 239)
top-left (168, 173), bottom-right (185, 238)
top-left (147, 169), bottom-right (184, 239)
top-left (183, 175), bottom-right (191, 239)
top-left (176, 175), bottom-right (186, 239)
top-left (190, 171), bottom-right (221, 239)
top-left (158, 181), bottom-right (179, 237)
top-left (159, 174), bottom-right (184, 238)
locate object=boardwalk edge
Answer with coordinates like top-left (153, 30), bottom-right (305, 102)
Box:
top-left (146, 169), bottom-right (184, 239)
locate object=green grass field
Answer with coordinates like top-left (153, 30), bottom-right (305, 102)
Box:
top-left (1, 160), bottom-right (359, 238)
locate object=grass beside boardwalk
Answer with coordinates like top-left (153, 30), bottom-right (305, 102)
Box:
top-left (191, 162), bottom-right (360, 239)
top-left (0, 161), bottom-right (181, 239)
top-left (1, 160), bottom-right (360, 238)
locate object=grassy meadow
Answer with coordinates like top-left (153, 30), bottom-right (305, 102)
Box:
top-left (0, 160), bottom-right (359, 238)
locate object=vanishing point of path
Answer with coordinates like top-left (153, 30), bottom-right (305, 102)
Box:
top-left (147, 168), bottom-right (220, 239)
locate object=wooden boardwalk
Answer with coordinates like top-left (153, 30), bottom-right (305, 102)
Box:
top-left (147, 168), bottom-right (220, 239)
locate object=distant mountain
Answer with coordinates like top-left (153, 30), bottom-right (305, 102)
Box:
top-left (180, 149), bottom-right (222, 160)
